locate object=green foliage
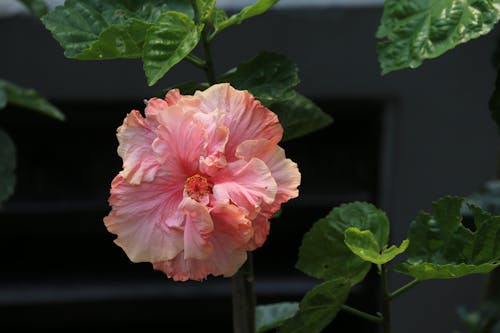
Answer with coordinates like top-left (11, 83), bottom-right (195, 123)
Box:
top-left (278, 278), bottom-right (351, 333)
top-left (377, 0), bottom-right (500, 74)
top-left (210, 8), bottom-right (229, 28)
top-left (194, 0), bottom-right (216, 23)
top-left (0, 80), bottom-right (64, 120)
top-left (457, 298), bottom-right (500, 333)
top-left (219, 52), bottom-right (332, 141)
top-left (212, 0), bottom-right (278, 37)
top-left (219, 52), bottom-right (299, 105)
top-left (394, 196), bottom-right (500, 280)
top-left (143, 12), bottom-right (202, 85)
top-left (19, 0), bottom-right (48, 17)
top-left (0, 129), bottom-right (16, 205)
top-left (269, 92), bottom-right (333, 142)
top-left (256, 302), bottom-right (299, 333)
top-left (296, 202), bottom-right (390, 285)
top-left (344, 227), bottom-right (409, 265)
top-left (42, 0), bottom-right (192, 59)
top-left (41, 0), bottom-right (195, 85)
top-left (464, 180), bottom-right (500, 215)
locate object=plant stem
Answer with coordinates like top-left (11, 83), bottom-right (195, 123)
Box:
top-left (380, 264), bottom-right (391, 333)
top-left (200, 28), bottom-right (216, 85)
top-left (388, 279), bottom-right (419, 300)
top-left (232, 252), bottom-right (256, 333)
top-left (189, 0), bottom-right (216, 84)
top-left (184, 54), bottom-right (206, 69)
top-left (340, 305), bottom-right (383, 324)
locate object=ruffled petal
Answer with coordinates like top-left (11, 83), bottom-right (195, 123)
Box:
top-left (153, 201), bottom-right (252, 281)
top-left (154, 105), bottom-right (207, 175)
top-left (144, 97), bottom-right (169, 118)
top-left (103, 172), bottom-right (185, 263)
top-left (236, 139), bottom-right (301, 216)
top-left (212, 158), bottom-right (277, 219)
top-left (246, 213), bottom-right (271, 251)
top-left (195, 83), bottom-right (283, 160)
top-left (179, 198), bottom-right (214, 260)
top-left (164, 89), bottom-right (182, 106)
top-left (116, 110), bottom-right (160, 184)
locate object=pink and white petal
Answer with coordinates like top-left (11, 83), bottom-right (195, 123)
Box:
top-left (246, 214), bottom-right (271, 251)
top-left (116, 110), bottom-right (160, 184)
top-left (103, 173), bottom-right (185, 263)
top-left (236, 139), bottom-right (301, 216)
top-left (212, 158), bottom-right (277, 219)
top-left (195, 83), bottom-right (283, 160)
top-left (179, 198), bottom-right (214, 260)
top-left (210, 201), bottom-right (254, 248)
top-left (164, 89), bottom-right (182, 106)
top-left (155, 105), bottom-right (207, 175)
top-left (154, 239), bottom-right (248, 281)
top-left (145, 97), bottom-right (169, 118)
top-left (152, 202), bottom-right (253, 281)
top-left (198, 123), bottom-right (229, 177)
top-left (153, 256), bottom-right (212, 281)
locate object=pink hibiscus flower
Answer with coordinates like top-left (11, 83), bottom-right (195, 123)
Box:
top-left (103, 83), bottom-right (301, 281)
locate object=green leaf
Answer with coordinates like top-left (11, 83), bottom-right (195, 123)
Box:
top-left (256, 302), bottom-right (299, 333)
top-left (296, 202), bottom-right (390, 285)
top-left (269, 91), bottom-right (333, 141)
top-left (395, 262), bottom-right (497, 280)
top-left (213, 0), bottom-right (278, 36)
top-left (210, 8), bottom-right (228, 27)
top-left (219, 52), bottom-right (300, 105)
top-left (278, 278), bottom-right (351, 333)
top-left (0, 128), bottom-right (16, 204)
top-left (377, 0), bottom-right (500, 74)
top-left (195, 0), bottom-right (216, 22)
top-left (344, 227), bottom-right (409, 265)
top-left (394, 196), bottom-right (500, 280)
top-left (457, 299), bottom-right (500, 333)
top-left (77, 19), bottom-right (154, 60)
top-left (41, 0), bottom-right (193, 59)
top-left (0, 80), bottom-right (64, 120)
top-left (143, 12), bottom-right (202, 86)
top-left (19, 0), bottom-right (48, 18)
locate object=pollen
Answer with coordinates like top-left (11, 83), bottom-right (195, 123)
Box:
top-left (184, 174), bottom-right (211, 201)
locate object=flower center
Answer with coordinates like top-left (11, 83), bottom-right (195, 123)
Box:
top-left (184, 174), bottom-right (211, 202)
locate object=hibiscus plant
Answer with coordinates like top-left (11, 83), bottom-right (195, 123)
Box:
top-left (3, 0), bottom-right (500, 333)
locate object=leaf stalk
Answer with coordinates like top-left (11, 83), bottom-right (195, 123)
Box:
top-left (340, 304), bottom-right (383, 324)
top-left (388, 278), bottom-right (419, 300)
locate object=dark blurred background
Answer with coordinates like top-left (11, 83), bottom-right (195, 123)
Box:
top-left (0, 0), bottom-right (499, 332)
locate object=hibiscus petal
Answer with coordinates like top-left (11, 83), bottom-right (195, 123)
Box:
top-left (144, 97), bottom-right (169, 118)
top-left (103, 173), bottom-right (185, 263)
top-left (154, 105), bottom-right (207, 175)
top-left (210, 201), bottom-right (254, 248)
top-left (179, 198), bottom-right (214, 260)
top-left (153, 201), bottom-right (252, 281)
top-left (212, 158), bottom-right (277, 219)
top-left (164, 89), bottom-right (182, 106)
top-left (116, 110), bottom-right (160, 184)
top-left (195, 83), bottom-right (283, 160)
top-left (246, 213), bottom-right (271, 251)
top-left (236, 139), bottom-right (301, 216)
